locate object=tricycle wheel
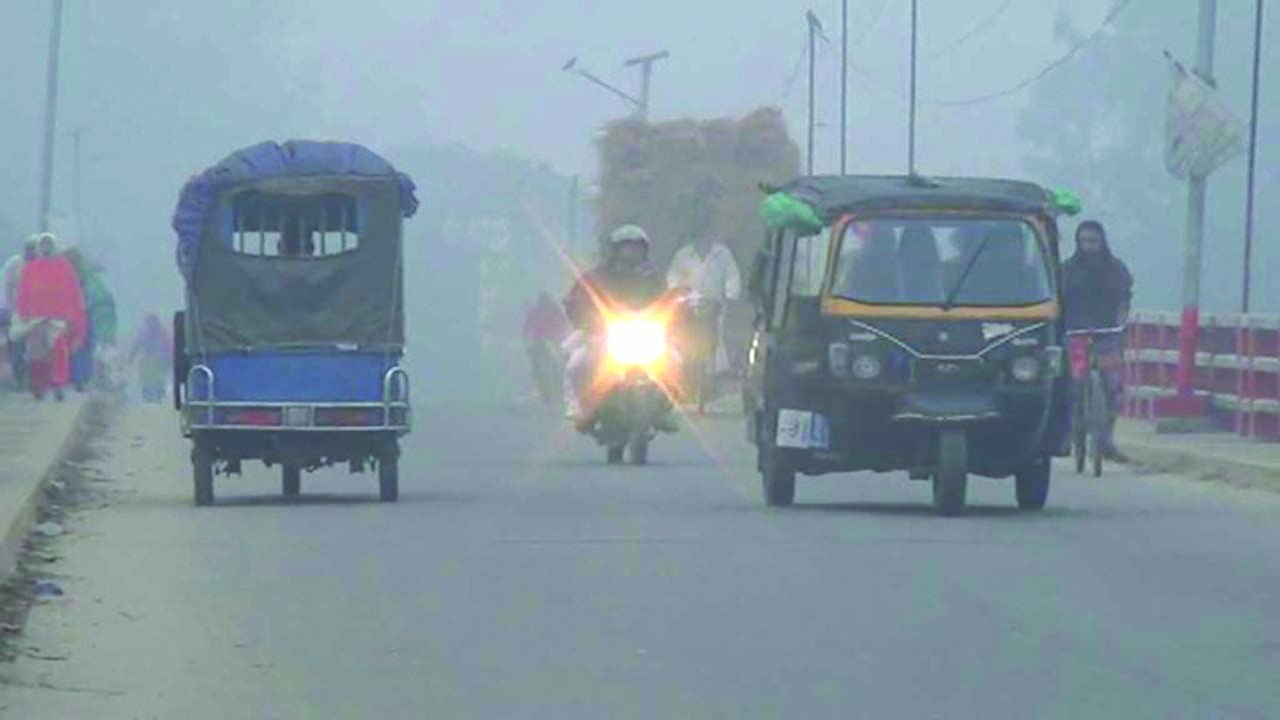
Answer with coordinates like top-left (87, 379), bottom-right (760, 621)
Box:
top-left (192, 439), bottom-right (214, 508)
top-left (282, 464), bottom-right (301, 498)
top-left (1015, 455), bottom-right (1051, 511)
top-left (760, 442), bottom-right (796, 507)
top-left (378, 441), bottom-right (399, 503)
top-left (606, 445), bottom-right (625, 465)
top-left (932, 429), bottom-right (968, 517)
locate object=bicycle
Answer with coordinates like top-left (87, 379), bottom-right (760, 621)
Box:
top-left (1066, 325), bottom-right (1126, 477)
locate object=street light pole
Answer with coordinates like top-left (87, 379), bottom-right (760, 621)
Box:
top-left (624, 51), bottom-right (669, 122)
top-left (73, 126), bottom-right (84, 243)
top-left (908, 0), bottom-right (919, 177)
top-left (1175, 0), bottom-right (1217, 401)
top-left (37, 0), bottom-right (65, 233)
top-left (1242, 0), bottom-right (1265, 314)
top-left (806, 11), bottom-right (824, 175)
top-left (841, 0), bottom-right (849, 175)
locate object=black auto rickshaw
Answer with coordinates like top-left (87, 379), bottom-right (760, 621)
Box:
top-left (172, 140), bottom-right (418, 506)
top-left (744, 175), bottom-right (1078, 515)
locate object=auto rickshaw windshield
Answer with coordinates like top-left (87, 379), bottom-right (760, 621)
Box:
top-left (832, 217), bottom-right (1052, 307)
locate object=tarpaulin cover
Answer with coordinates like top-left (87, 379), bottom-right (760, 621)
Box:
top-left (173, 140), bottom-right (418, 278)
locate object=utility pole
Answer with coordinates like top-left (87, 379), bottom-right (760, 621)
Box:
top-left (568, 174), bottom-right (579, 260)
top-left (1242, 0), bottom-right (1265, 313)
top-left (1175, 0), bottom-right (1217, 402)
top-left (908, 0), bottom-right (919, 177)
top-left (37, 0), bottom-right (65, 233)
top-left (806, 11), bottom-right (824, 175)
top-left (73, 127), bottom-right (85, 243)
top-left (624, 51), bottom-right (669, 121)
top-left (841, 0), bottom-right (849, 175)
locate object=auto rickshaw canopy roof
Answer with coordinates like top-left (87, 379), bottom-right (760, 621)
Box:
top-left (761, 175), bottom-right (1079, 233)
top-left (173, 140), bottom-right (419, 279)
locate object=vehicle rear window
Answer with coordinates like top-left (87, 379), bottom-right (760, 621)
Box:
top-left (229, 192), bottom-right (360, 258)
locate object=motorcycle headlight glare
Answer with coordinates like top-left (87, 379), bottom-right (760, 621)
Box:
top-left (851, 354), bottom-right (882, 381)
top-left (1011, 355), bottom-right (1041, 383)
top-left (607, 319), bottom-right (666, 367)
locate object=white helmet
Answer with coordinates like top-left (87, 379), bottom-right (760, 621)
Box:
top-left (608, 224), bottom-right (650, 246)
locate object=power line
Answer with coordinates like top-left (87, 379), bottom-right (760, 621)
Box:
top-left (851, 0), bottom-right (1015, 74)
top-left (927, 0), bottom-right (1133, 107)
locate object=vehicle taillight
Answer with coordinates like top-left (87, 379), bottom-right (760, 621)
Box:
top-left (222, 409), bottom-right (283, 426)
top-left (314, 408), bottom-right (381, 427)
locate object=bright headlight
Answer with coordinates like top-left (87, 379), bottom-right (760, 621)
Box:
top-left (851, 354), bottom-right (882, 380)
top-left (607, 318), bottom-right (666, 367)
top-left (1011, 355), bottom-right (1041, 382)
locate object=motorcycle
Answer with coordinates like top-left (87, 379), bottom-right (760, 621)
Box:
top-left (582, 311), bottom-right (677, 465)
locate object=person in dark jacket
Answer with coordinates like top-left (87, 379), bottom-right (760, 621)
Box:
top-left (562, 225), bottom-right (667, 423)
top-left (1063, 220), bottom-right (1133, 460)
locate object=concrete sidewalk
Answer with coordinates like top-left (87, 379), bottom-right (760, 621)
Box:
top-left (0, 394), bottom-right (93, 579)
top-left (1117, 418), bottom-right (1280, 493)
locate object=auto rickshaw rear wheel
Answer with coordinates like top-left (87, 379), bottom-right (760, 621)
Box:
top-left (933, 429), bottom-right (968, 517)
top-left (377, 441), bottom-right (399, 503)
top-left (282, 464), bottom-right (301, 498)
top-left (1015, 455), bottom-right (1051, 511)
top-left (761, 442), bottom-right (796, 507)
top-left (192, 438), bottom-right (214, 508)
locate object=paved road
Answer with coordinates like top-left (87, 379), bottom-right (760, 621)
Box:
top-left (3, 402), bottom-right (1280, 719)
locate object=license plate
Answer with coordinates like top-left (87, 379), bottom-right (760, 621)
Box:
top-left (284, 406), bottom-right (311, 428)
top-left (775, 409), bottom-right (830, 450)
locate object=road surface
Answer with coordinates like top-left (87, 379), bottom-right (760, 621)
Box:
top-left (3, 402), bottom-right (1279, 719)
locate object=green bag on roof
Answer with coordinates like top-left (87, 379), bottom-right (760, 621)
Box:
top-left (760, 192), bottom-right (823, 234)
top-left (1050, 189), bottom-right (1083, 217)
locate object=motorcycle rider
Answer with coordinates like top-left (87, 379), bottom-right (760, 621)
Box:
top-left (562, 224), bottom-right (670, 427)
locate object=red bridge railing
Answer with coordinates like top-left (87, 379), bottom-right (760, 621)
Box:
top-left (1124, 311), bottom-right (1280, 440)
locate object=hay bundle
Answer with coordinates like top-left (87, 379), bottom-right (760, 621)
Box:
top-left (596, 106), bottom-right (800, 269)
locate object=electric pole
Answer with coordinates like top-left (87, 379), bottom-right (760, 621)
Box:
top-left (1174, 0), bottom-right (1217, 403)
top-left (1242, 0), bottom-right (1265, 313)
top-left (624, 51), bottom-right (669, 121)
top-left (806, 11), bottom-right (825, 175)
top-left (908, 0), bottom-right (919, 177)
top-left (37, 0), bottom-right (65, 233)
top-left (841, 0), bottom-right (849, 175)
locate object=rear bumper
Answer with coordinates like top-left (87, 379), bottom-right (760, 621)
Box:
top-left (182, 364), bottom-right (411, 434)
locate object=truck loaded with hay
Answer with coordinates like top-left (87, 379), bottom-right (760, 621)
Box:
top-left (595, 107), bottom-right (800, 270)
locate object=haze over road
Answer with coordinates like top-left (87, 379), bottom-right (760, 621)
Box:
top-left (3, 403), bottom-right (1279, 719)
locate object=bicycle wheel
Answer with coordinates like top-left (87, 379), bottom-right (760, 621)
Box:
top-left (1072, 389), bottom-right (1087, 475)
top-left (1088, 369), bottom-right (1108, 477)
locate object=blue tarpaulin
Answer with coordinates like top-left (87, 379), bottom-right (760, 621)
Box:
top-left (173, 140), bottom-right (418, 278)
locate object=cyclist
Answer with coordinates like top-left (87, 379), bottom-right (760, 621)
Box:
top-left (1063, 220), bottom-right (1133, 462)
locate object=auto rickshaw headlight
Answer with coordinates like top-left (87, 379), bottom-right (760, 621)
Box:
top-left (1011, 355), bottom-right (1041, 383)
top-left (828, 343), bottom-right (850, 377)
top-left (851, 354), bottom-right (883, 381)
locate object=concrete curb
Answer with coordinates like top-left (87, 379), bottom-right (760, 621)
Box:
top-left (0, 396), bottom-right (99, 581)
top-left (1118, 430), bottom-right (1280, 494)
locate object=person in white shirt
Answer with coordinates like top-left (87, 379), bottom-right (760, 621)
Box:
top-left (667, 231), bottom-right (742, 380)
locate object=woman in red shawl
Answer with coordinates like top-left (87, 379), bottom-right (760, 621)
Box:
top-left (16, 234), bottom-right (87, 400)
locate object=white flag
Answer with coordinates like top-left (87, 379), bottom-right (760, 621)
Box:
top-left (1164, 56), bottom-right (1245, 179)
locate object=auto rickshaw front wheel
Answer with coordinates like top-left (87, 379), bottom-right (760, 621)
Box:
top-left (760, 442), bottom-right (796, 508)
top-left (932, 429), bottom-right (968, 517)
top-left (1015, 456), bottom-right (1051, 511)
top-left (377, 441), bottom-right (400, 503)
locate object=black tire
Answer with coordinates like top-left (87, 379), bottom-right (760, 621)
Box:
top-left (282, 464), bottom-right (301, 498)
top-left (606, 445), bottom-right (625, 465)
top-left (628, 436), bottom-right (650, 466)
top-left (172, 310), bottom-right (186, 411)
top-left (760, 442), bottom-right (796, 507)
top-left (933, 429), bottom-right (968, 517)
top-left (192, 439), bottom-right (214, 507)
top-left (1015, 455), bottom-right (1051, 511)
top-left (378, 441), bottom-right (399, 503)
top-left (1072, 391), bottom-right (1087, 475)
top-left (1089, 370), bottom-right (1107, 478)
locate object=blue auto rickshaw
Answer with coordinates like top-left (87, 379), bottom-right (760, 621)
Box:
top-left (172, 140), bottom-right (417, 506)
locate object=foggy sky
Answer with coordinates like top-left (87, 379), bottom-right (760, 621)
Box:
top-left (0, 0), bottom-right (1271, 320)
